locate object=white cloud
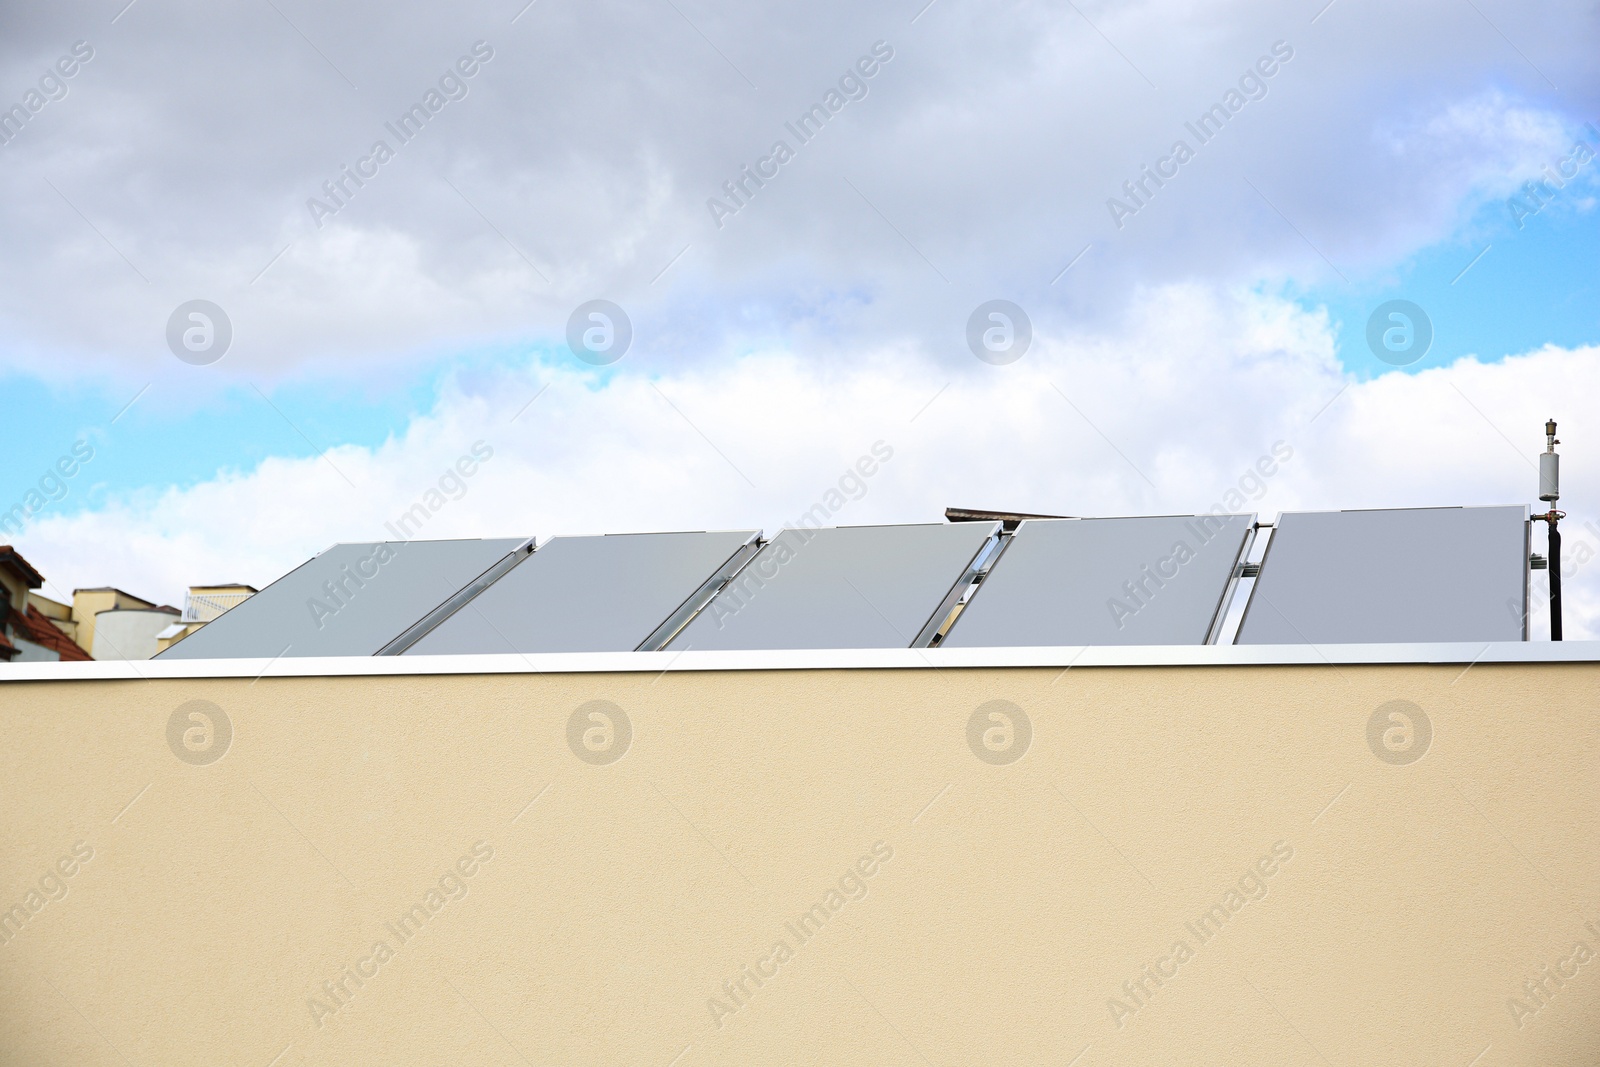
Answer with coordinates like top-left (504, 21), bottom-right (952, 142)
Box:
top-left (0, 0), bottom-right (1594, 378)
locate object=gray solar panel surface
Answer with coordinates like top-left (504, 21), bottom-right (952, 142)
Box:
top-left (1234, 506), bottom-right (1528, 644)
top-left (670, 522), bottom-right (997, 650)
top-left (942, 514), bottom-right (1254, 647)
top-left (405, 530), bottom-right (759, 654)
top-left (157, 538), bottom-right (526, 658)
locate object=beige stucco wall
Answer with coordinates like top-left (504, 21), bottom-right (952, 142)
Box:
top-left (1, 661), bottom-right (1596, 1065)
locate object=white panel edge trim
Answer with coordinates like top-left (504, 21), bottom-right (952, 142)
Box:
top-left (2, 641), bottom-right (1598, 681)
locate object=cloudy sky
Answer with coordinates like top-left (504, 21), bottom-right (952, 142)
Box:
top-left (2, 0), bottom-right (1597, 637)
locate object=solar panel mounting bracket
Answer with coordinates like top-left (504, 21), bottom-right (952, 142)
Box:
top-left (913, 522), bottom-right (1011, 648)
top-left (373, 537), bottom-right (537, 656)
top-left (636, 532), bottom-right (765, 651)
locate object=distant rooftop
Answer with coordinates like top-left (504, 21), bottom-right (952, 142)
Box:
top-left (73, 587), bottom-right (155, 601)
top-left (0, 547), bottom-right (45, 589)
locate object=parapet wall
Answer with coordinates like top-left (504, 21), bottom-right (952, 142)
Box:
top-left (1, 649), bottom-right (1597, 1065)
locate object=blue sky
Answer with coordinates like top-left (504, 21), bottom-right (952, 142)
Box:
top-left (1312, 170), bottom-right (1600, 380)
top-left (6, 359), bottom-right (448, 511)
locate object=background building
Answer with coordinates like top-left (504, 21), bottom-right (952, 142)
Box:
top-left (0, 548), bottom-right (252, 661)
top-left (154, 584), bottom-right (259, 654)
top-left (0, 547), bottom-right (90, 662)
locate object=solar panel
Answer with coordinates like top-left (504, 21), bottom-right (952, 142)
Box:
top-left (940, 514), bottom-right (1255, 647)
top-left (401, 530), bottom-right (761, 655)
top-left (156, 538), bottom-right (528, 659)
top-left (1234, 506), bottom-right (1529, 644)
top-left (668, 522), bottom-right (999, 650)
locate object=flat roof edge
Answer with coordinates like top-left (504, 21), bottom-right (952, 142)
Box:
top-left (1, 641), bottom-right (1598, 681)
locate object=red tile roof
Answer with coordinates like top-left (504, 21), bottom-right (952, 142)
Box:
top-left (7, 603), bottom-right (92, 661)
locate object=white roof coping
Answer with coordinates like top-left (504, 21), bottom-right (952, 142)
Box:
top-left (0, 641), bottom-right (1596, 682)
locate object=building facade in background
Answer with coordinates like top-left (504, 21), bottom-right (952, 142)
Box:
top-left (0, 544), bottom-right (254, 661)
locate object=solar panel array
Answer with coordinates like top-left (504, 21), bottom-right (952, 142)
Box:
top-left (402, 530), bottom-right (759, 655)
top-left (156, 538), bottom-right (527, 659)
top-left (1234, 506), bottom-right (1528, 645)
top-left (941, 514), bottom-right (1255, 647)
top-left (668, 522), bottom-right (998, 651)
top-left (155, 506), bottom-right (1533, 658)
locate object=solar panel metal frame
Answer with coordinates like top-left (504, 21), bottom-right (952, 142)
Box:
top-left (155, 537), bottom-right (530, 659)
top-left (938, 513), bottom-right (1257, 648)
top-left (1232, 505), bottom-right (1530, 645)
top-left (399, 529), bottom-right (763, 655)
top-left (911, 526), bottom-right (1010, 647)
top-left (375, 539), bottom-right (535, 655)
top-left (667, 521), bottom-right (1001, 651)
top-left (634, 536), bottom-right (765, 651)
